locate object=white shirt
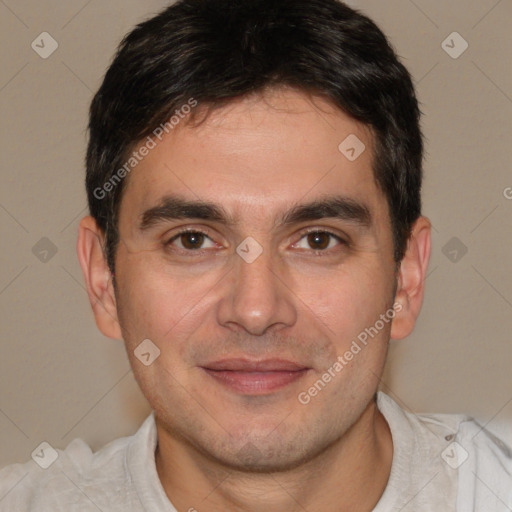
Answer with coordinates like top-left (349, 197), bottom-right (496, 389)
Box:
top-left (1, 392), bottom-right (511, 511)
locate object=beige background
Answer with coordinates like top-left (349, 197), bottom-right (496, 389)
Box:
top-left (0, 0), bottom-right (511, 467)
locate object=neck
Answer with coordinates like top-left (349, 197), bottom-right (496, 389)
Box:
top-left (155, 398), bottom-right (393, 512)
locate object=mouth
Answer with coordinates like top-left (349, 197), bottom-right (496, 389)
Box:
top-left (200, 358), bottom-right (311, 395)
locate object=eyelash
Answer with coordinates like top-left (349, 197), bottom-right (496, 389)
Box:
top-left (164, 228), bottom-right (348, 254)
top-left (294, 229), bottom-right (348, 253)
top-left (165, 228), bottom-right (217, 252)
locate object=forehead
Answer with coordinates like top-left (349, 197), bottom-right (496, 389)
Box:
top-left (120, 88), bottom-right (386, 225)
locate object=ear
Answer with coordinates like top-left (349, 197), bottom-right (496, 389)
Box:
top-left (77, 216), bottom-right (122, 340)
top-left (390, 216), bottom-right (431, 340)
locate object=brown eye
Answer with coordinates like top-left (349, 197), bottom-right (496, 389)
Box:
top-left (293, 230), bottom-right (345, 252)
top-left (180, 232), bottom-right (205, 250)
top-left (167, 230), bottom-right (216, 251)
top-left (307, 232), bottom-right (331, 250)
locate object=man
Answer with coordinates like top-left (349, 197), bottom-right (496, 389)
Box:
top-left (1, 0), bottom-right (511, 510)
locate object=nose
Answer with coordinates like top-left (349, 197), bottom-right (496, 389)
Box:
top-left (216, 245), bottom-right (298, 336)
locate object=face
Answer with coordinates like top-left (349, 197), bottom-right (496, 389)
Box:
top-left (107, 88), bottom-right (401, 471)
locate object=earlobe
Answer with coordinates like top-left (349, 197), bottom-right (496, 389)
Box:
top-left (77, 216), bottom-right (123, 340)
top-left (390, 216), bottom-right (431, 340)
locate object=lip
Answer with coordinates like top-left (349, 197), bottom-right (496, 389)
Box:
top-left (200, 358), bottom-right (310, 394)
top-left (202, 358), bottom-right (308, 372)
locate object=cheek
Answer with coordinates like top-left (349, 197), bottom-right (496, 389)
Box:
top-left (114, 253), bottom-right (221, 347)
top-left (290, 261), bottom-right (392, 341)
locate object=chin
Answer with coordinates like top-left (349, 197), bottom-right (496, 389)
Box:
top-left (213, 443), bottom-right (314, 474)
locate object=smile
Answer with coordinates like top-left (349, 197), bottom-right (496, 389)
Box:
top-left (201, 368), bottom-right (310, 394)
top-left (200, 358), bottom-right (311, 394)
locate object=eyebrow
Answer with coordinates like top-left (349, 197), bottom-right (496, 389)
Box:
top-left (139, 196), bottom-right (231, 230)
top-left (139, 195), bottom-right (372, 231)
top-left (279, 197), bottom-right (372, 228)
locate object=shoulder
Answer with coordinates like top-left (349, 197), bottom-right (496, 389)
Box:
top-left (377, 392), bottom-right (512, 510)
top-left (418, 411), bottom-right (512, 505)
top-left (455, 417), bottom-right (512, 510)
top-left (0, 414), bottom-right (155, 512)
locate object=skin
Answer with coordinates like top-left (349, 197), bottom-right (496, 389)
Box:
top-left (78, 87), bottom-right (431, 512)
